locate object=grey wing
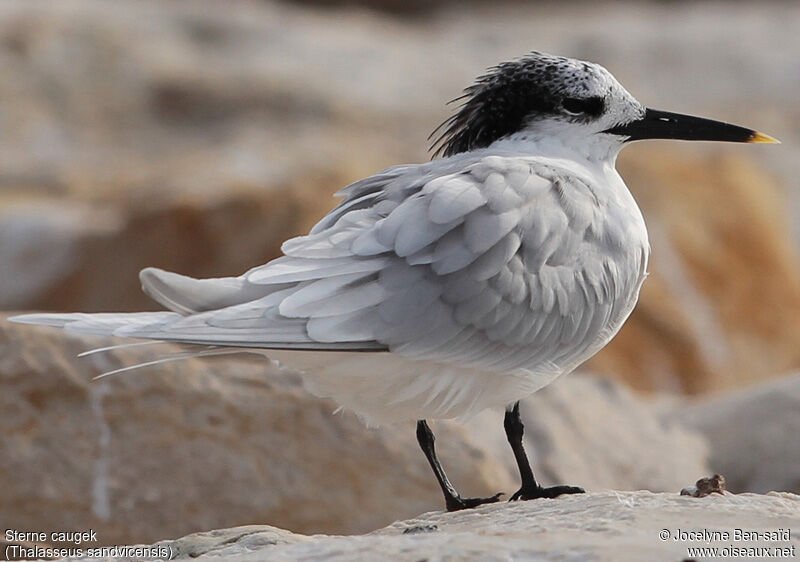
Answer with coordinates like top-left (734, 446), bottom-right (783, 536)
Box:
top-left (335, 155), bottom-right (648, 375)
top-left (56, 161), bottom-right (438, 347)
top-left (61, 155), bottom-right (645, 373)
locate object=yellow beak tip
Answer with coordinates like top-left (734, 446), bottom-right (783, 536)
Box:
top-left (748, 131), bottom-right (781, 144)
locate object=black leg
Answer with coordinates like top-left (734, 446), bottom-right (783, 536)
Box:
top-left (416, 420), bottom-right (503, 511)
top-left (504, 401), bottom-right (585, 501)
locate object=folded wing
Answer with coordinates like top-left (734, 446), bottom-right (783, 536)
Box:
top-left (11, 155), bottom-right (645, 377)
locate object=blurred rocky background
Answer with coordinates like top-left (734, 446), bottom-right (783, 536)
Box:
top-left (1, 0), bottom-right (798, 550)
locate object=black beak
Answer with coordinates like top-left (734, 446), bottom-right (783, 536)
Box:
top-left (604, 108), bottom-right (779, 144)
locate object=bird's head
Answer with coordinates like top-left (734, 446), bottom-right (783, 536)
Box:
top-left (430, 51), bottom-right (777, 160)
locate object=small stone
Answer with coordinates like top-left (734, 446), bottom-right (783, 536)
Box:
top-left (681, 474), bottom-right (726, 497)
top-left (402, 525), bottom-right (438, 534)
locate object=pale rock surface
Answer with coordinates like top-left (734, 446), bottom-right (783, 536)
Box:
top-left (0, 319), bottom-right (513, 545)
top-left (0, 199), bottom-right (121, 306)
top-left (0, 0), bottom-right (798, 393)
top-left (602, 148), bottom-right (800, 394)
top-left (66, 492), bottom-right (800, 561)
top-left (677, 373), bottom-right (800, 495)
top-left (1, 320), bottom-right (710, 547)
top-left (0, 187), bottom-right (333, 312)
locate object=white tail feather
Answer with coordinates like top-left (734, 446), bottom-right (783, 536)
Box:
top-left (93, 347), bottom-right (249, 380)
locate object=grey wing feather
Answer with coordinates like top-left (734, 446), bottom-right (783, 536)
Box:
top-left (10, 155), bottom-right (647, 375)
top-left (139, 267), bottom-right (284, 315)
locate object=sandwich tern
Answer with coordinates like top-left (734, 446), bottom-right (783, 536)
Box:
top-left (10, 52), bottom-right (777, 511)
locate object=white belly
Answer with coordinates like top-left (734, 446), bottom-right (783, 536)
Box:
top-left (266, 350), bottom-right (558, 426)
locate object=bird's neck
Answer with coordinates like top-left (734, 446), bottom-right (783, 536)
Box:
top-left (489, 133), bottom-right (623, 168)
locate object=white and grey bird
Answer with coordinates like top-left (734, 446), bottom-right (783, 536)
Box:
top-left (10, 52), bottom-right (777, 511)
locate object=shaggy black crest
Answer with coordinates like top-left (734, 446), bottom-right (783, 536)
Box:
top-left (429, 53), bottom-right (604, 158)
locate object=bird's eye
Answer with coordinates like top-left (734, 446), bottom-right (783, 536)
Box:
top-left (562, 97), bottom-right (604, 116)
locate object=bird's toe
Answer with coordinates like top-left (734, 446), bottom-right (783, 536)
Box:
top-left (509, 484), bottom-right (585, 501)
top-left (446, 492), bottom-right (504, 511)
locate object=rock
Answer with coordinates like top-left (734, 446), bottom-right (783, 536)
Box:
top-left (0, 318), bottom-right (514, 545)
top-left (591, 147), bottom-right (800, 394)
top-left (0, 199), bottom-right (121, 307)
top-left (291, 0), bottom-right (447, 15)
top-left (0, 0), bottom-right (798, 396)
top-left (680, 474), bottom-right (727, 498)
top-left (0, 186), bottom-right (334, 312)
top-left (1, 319), bottom-right (714, 547)
top-left (676, 373), bottom-right (800, 494)
top-left (465, 373), bottom-right (711, 493)
top-left (58, 492), bottom-right (800, 561)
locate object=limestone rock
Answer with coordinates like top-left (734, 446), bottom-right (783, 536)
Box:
top-left (677, 373), bottom-right (800, 494)
top-left (0, 199), bottom-right (122, 307)
top-left (1, 320), bottom-right (715, 548)
top-left (0, 187), bottom-right (333, 312)
top-left (62, 492), bottom-right (800, 561)
top-left (0, 319), bottom-right (514, 545)
top-left (0, 0), bottom-right (798, 395)
top-left (591, 147), bottom-right (800, 394)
